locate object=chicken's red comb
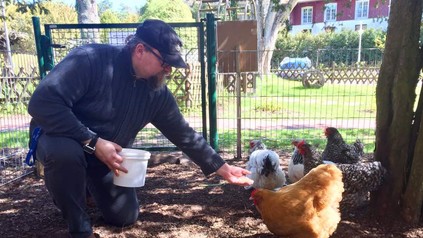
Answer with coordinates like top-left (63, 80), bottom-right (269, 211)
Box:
top-left (250, 189), bottom-right (259, 205)
top-left (324, 127), bottom-right (337, 135)
top-left (249, 140), bottom-right (255, 148)
top-left (250, 189), bottom-right (257, 197)
top-left (297, 140), bottom-right (306, 148)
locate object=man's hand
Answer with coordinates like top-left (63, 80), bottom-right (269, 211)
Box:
top-left (94, 138), bottom-right (127, 176)
top-left (216, 163), bottom-right (253, 186)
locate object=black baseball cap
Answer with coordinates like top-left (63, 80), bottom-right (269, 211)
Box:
top-left (136, 19), bottom-right (187, 68)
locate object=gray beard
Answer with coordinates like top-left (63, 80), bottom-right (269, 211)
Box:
top-left (145, 74), bottom-right (166, 90)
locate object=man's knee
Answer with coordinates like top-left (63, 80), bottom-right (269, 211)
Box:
top-left (37, 135), bottom-right (86, 167)
top-left (104, 206), bottom-right (139, 226)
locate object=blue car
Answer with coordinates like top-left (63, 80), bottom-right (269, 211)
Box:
top-left (277, 57), bottom-right (312, 79)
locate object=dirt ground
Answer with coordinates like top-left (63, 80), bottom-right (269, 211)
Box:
top-left (1, 151), bottom-right (423, 238)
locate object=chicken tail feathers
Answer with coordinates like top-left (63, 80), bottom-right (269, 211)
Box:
top-left (352, 139), bottom-right (365, 157)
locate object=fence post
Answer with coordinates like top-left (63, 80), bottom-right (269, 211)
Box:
top-left (206, 13), bottom-right (218, 150)
top-left (32, 17), bottom-right (46, 79)
top-left (199, 21), bottom-right (208, 142)
top-left (235, 46), bottom-right (242, 159)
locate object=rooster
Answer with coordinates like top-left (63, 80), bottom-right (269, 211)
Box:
top-left (287, 140), bottom-right (304, 183)
top-left (288, 140), bottom-right (335, 183)
top-left (245, 149), bottom-right (286, 190)
top-left (297, 140), bottom-right (386, 207)
top-left (322, 127), bottom-right (364, 164)
top-left (250, 164), bottom-right (343, 238)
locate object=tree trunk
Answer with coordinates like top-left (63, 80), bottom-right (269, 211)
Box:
top-left (76, 0), bottom-right (99, 23)
top-left (255, 0), bottom-right (298, 74)
top-left (76, 0), bottom-right (100, 42)
top-left (373, 0), bottom-right (423, 224)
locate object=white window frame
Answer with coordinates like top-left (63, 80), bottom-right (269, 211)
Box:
top-left (301, 7), bottom-right (313, 25)
top-left (355, 0), bottom-right (369, 19)
top-left (324, 3), bottom-right (337, 22)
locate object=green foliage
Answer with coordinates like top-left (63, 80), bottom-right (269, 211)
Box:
top-left (38, 2), bottom-right (78, 24)
top-left (3, 0), bottom-right (49, 16)
top-left (0, 103), bottom-right (28, 115)
top-left (274, 29), bottom-right (386, 68)
top-left (5, 1), bottom-right (77, 52)
top-left (99, 5), bottom-right (141, 23)
top-left (139, 0), bottom-right (194, 22)
top-left (0, 130), bottom-right (28, 148)
top-left (100, 9), bottom-right (121, 23)
top-left (98, 0), bottom-right (113, 15)
top-left (253, 101), bottom-right (284, 113)
top-left (138, 0), bottom-right (198, 51)
top-left (119, 12), bottom-right (140, 23)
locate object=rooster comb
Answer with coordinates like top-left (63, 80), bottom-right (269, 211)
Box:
top-left (297, 140), bottom-right (306, 148)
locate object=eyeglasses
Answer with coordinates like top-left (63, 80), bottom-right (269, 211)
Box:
top-left (143, 44), bottom-right (170, 68)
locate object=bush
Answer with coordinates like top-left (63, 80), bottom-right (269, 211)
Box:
top-left (274, 29), bottom-right (386, 68)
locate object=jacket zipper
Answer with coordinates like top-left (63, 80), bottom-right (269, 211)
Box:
top-left (111, 80), bottom-right (137, 142)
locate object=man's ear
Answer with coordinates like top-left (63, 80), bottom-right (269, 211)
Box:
top-left (135, 43), bottom-right (146, 56)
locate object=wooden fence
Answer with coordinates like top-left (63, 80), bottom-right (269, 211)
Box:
top-left (1, 65), bottom-right (40, 108)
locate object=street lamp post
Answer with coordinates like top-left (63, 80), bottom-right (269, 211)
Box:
top-left (0, 0), bottom-right (14, 71)
top-left (357, 21), bottom-right (363, 64)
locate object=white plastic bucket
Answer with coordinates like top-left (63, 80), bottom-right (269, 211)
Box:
top-left (113, 148), bottom-right (151, 187)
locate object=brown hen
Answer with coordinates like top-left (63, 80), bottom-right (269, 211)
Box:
top-left (250, 164), bottom-right (344, 238)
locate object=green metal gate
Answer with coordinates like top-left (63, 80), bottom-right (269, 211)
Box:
top-left (32, 17), bottom-right (208, 151)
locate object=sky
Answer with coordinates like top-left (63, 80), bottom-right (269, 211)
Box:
top-left (55, 0), bottom-right (147, 12)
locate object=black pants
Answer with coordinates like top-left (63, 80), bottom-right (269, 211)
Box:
top-left (36, 134), bottom-right (139, 238)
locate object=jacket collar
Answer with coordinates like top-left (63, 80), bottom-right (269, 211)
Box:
top-left (115, 46), bottom-right (136, 80)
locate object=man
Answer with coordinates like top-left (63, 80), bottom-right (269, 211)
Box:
top-left (28, 19), bottom-right (253, 238)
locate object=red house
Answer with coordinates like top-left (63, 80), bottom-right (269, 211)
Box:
top-left (289, 0), bottom-right (391, 34)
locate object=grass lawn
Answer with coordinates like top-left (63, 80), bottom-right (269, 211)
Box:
top-left (217, 76), bottom-right (377, 119)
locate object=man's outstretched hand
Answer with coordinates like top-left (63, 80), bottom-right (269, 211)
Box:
top-left (216, 163), bottom-right (253, 186)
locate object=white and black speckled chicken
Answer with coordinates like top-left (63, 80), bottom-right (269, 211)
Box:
top-left (288, 140), bottom-right (335, 183)
top-left (248, 139), bottom-right (267, 154)
top-left (322, 127), bottom-right (364, 164)
top-left (297, 140), bottom-right (386, 207)
top-left (245, 141), bottom-right (286, 190)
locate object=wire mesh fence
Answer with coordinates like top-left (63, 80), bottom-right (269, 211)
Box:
top-left (45, 24), bottom-right (203, 71)
top-left (215, 48), bottom-right (383, 158)
top-left (0, 44), bottom-right (404, 185)
top-left (0, 50), bottom-right (39, 185)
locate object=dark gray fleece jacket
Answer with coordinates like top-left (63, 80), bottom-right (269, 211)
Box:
top-left (27, 44), bottom-right (225, 176)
